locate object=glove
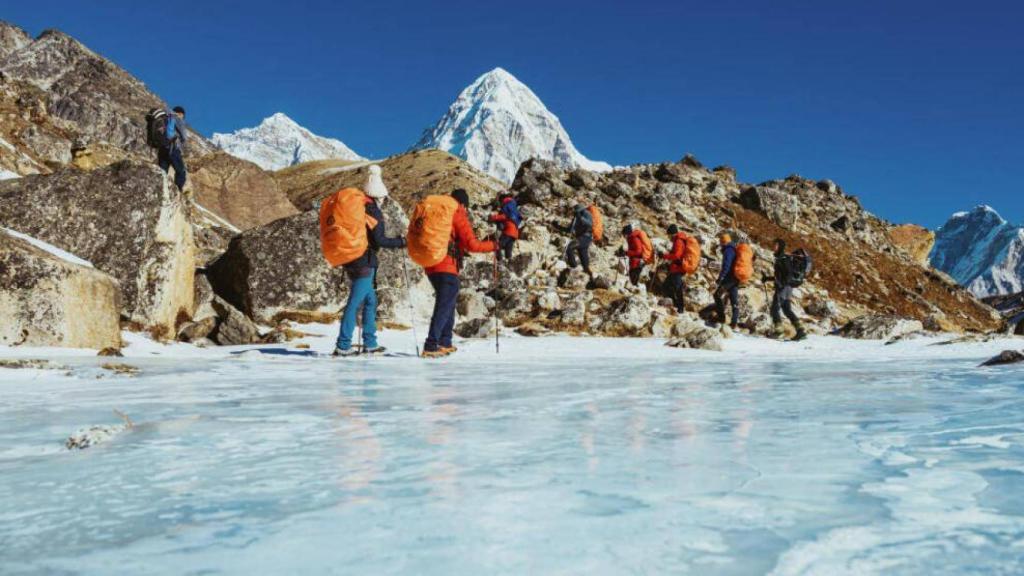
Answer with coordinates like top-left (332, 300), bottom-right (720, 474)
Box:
top-left (615, 247), bottom-right (626, 257)
top-left (399, 237), bottom-right (407, 248)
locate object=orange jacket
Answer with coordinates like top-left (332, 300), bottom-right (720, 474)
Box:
top-left (661, 232), bottom-right (688, 274)
top-left (425, 204), bottom-right (497, 276)
top-left (625, 230), bottom-right (646, 270)
top-left (488, 198), bottom-right (520, 239)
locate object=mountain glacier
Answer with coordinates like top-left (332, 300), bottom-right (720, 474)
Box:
top-left (930, 205), bottom-right (1024, 297)
top-left (412, 67), bottom-right (611, 183)
top-left (212, 113), bottom-right (364, 171)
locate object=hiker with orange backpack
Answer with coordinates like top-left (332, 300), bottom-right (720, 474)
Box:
top-left (617, 224), bottom-right (654, 286)
top-left (713, 232), bottom-right (752, 329)
top-left (659, 224), bottom-right (701, 312)
top-left (561, 202), bottom-right (596, 281)
top-left (488, 192), bottom-right (522, 261)
top-left (321, 165), bottom-right (405, 357)
top-left (407, 188), bottom-right (496, 358)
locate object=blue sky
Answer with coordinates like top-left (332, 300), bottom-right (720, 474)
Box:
top-left (6, 0), bottom-right (1022, 228)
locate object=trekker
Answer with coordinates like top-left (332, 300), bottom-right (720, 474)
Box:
top-left (151, 106), bottom-right (188, 191)
top-left (769, 239), bottom-right (809, 341)
top-left (488, 192), bottom-right (521, 261)
top-left (411, 189), bottom-right (496, 358)
top-left (659, 224), bottom-right (700, 313)
top-left (713, 232), bottom-right (741, 329)
top-left (617, 224), bottom-right (653, 286)
top-left (329, 165), bottom-right (405, 357)
top-left (562, 202), bottom-right (595, 279)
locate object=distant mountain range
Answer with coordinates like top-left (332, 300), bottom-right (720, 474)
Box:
top-left (930, 205), bottom-right (1024, 297)
top-left (412, 67), bottom-right (611, 183)
top-left (211, 113), bottom-right (364, 171)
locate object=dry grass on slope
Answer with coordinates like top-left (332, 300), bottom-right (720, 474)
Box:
top-left (275, 150), bottom-right (504, 213)
top-left (730, 205), bottom-right (999, 332)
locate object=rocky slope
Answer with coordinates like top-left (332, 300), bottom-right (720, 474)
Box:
top-left (930, 205), bottom-right (1024, 297)
top-left (0, 21), bottom-right (212, 177)
top-left (412, 67), bottom-right (610, 184)
top-left (212, 112), bottom-right (364, 171)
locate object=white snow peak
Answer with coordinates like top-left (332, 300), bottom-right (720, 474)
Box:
top-left (411, 67), bottom-right (611, 183)
top-left (930, 205), bottom-right (1024, 297)
top-left (211, 112), bottom-right (364, 171)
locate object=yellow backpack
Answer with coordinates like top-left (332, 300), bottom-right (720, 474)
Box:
top-left (319, 188), bottom-right (376, 267)
top-left (408, 195), bottom-right (459, 267)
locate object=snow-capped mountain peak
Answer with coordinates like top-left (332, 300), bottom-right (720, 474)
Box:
top-left (930, 205), bottom-right (1024, 297)
top-left (212, 113), bottom-right (364, 171)
top-left (412, 67), bottom-right (611, 183)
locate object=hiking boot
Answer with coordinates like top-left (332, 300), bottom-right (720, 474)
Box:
top-left (363, 346), bottom-right (387, 356)
top-left (770, 322), bottom-right (786, 339)
top-left (439, 345), bottom-right (458, 355)
top-left (421, 349), bottom-right (450, 359)
top-left (792, 328), bottom-right (808, 342)
top-left (332, 347), bottom-right (361, 358)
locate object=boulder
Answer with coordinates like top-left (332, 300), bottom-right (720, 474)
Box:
top-left (209, 296), bottom-right (262, 345)
top-left (207, 200), bottom-right (427, 325)
top-left (837, 314), bottom-right (924, 340)
top-left (979, 350), bottom-right (1024, 368)
top-left (664, 315), bottom-right (724, 351)
top-left (189, 152), bottom-right (299, 230)
top-left (0, 161), bottom-right (194, 337)
top-left (888, 224), bottom-right (935, 266)
top-left (601, 296), bottom-right (652, 335)
top-left (0, 229), bottom-right (121, 348)
top-left (739, 186), bottom-right (799, 228)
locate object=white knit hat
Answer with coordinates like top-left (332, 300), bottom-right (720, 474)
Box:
top-left (365, 164), bottom-right (389, 199)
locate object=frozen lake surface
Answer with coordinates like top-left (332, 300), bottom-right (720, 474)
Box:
top-left (2, 330), bottom-right (1024, 575)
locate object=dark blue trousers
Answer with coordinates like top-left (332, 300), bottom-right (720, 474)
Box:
top-left (425, 273), bottom-right (461, 351)
top-left (158, 145), bottom-right (187, 191)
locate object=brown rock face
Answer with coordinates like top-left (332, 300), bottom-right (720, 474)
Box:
top-left (188, 152), bottom-right (298, 230)
top-left (0, 229), bottom-right (121, 348)
top-left (888, 224), bottom-right (936, 266)
top-left (0, 161), bottom-right (195, 335)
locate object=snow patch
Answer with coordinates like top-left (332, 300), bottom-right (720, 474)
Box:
top-left (0, 169), bottom-right (20, 180)
top-left (2, 227), bottom-right (94, 268)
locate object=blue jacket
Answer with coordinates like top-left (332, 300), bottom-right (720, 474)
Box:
top-left (164, 110), bottom-right (188, 154)
top-left (718, 243), bottom-right (737, 284)
top-left (344, 199), bottom-right (404, 278)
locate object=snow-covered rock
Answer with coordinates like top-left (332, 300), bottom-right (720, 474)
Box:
top-left (412, 67), bottom-right (610, 183)
top-left (930, 205), bottom-right (1024, 297)
top-left (212, 113), bottom-right (364, 171)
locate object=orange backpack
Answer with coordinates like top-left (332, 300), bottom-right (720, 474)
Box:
top-left (637, 229), bottom-right (655, 264)
top-left (587, 204), bottom-right (603, 242)
top-left (408, 195), bottom-right (460, 267)
top-left (733, 243), bottom-right (754, 283)
top-left (319, 188), bottom-right (376, 267)
top-left (682, 234), bottom-right (702, 274)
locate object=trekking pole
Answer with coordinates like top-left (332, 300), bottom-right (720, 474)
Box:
top-left (400, 256), bottom-right (421, 357)
top-left (493, 250), bottom-right (500, 354)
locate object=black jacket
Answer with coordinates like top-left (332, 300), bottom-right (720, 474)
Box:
top-left (344, 200), bottom-right (404, 278)
top-left (773, 253), bottom-right (792, 286)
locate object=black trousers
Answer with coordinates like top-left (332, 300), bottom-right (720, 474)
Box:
top-left (425, 273), bottom-right (460, 351)
top-left (771, 285), bottom-right (801, 328)
top-left (628, 264), bottom-right (645, 286)
top-left (664, 272), bottom-right (685, 312)
top-left (566, 235), bottom-right (592, 273)
top-left (714, 277), bottom-right (740, 326)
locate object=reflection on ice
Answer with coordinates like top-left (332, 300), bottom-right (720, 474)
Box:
top-left (1, 334), bottom-right (1023, 574)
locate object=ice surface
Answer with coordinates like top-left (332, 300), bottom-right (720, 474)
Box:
top-left (2, 329), bottom-right (1024, 575)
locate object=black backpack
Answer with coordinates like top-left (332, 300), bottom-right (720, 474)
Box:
top-left (788, 249), bottom-right (812, 287)
top-left (145, 108), bottom-right (172, 149)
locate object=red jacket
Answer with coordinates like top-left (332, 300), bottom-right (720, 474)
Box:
top-left (488, 198), bottom-right (520, 239)
top-left (625, 230), bottom-right (646, 270)
top-left (661, 232), bottom-right (689, 274)
top-left (425, 204), bottom-right (497, 276)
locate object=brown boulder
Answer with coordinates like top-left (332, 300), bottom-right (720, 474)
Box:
top-left (189, 152), bottom-right (298, 230)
